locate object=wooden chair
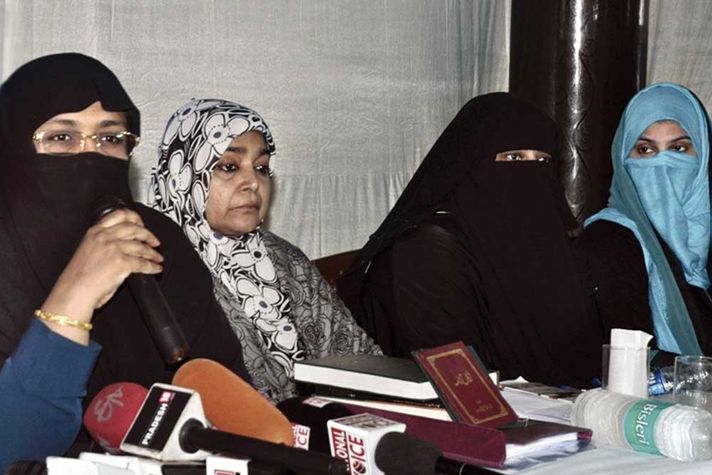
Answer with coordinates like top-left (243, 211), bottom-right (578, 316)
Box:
top-left (311, 249), bottom-right (360, 287)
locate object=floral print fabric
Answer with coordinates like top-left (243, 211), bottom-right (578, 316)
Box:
top-left (149, 99), bottom-right (380, 401)
top-left (149, 99), bottom-right (303, 398)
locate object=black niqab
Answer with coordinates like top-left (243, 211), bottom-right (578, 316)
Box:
top-left (340, 93), bottom-right (601, 386)
top-left (0, 57), bottom-right (251, 457)
top-left (0, 53), bottom-right (137, 364)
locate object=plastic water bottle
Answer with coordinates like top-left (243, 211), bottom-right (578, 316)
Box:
top-left (648, 366), bottom-right (674, 396)
top-left (571, 388), bottom-right (712, 461)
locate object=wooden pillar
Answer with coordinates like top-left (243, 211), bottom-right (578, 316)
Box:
top-left (510, 0), bottom-right (647, 222)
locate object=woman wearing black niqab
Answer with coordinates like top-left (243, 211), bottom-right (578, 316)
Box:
top-left (338, 92), bottom-right (602, 387)
top-left (0, 54), bottom-right (250, 425)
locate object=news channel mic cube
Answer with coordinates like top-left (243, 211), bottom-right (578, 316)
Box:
top-left (327, 413), bottom-right (406, 475)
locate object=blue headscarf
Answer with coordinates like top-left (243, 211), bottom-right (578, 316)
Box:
top-left (586, 83), bottom-right (711, 355)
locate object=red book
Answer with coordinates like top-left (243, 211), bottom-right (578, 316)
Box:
top-left (338, 400), bottom-right (591, 468)
top-left (413, 341), bottom-right (518, 428)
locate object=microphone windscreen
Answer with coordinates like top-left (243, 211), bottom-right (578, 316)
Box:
top-left (276, 397), bottom-right (353, 453)
top-left (375, 432), bottom-right (440, 475)
top-left (83, 382), bottom-right (148, 453)
top-left (172, 358), bottom-right (294, 446)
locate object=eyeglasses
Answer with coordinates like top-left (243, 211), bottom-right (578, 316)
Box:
top-left (32, 130), bottom-right (141, 159)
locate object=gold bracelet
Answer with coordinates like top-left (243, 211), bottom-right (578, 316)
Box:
top-left (34, 309), bottom-right (93, 331)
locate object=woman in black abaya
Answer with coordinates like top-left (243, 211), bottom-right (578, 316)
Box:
top-left (0, 53), bottom-right (249, 415)
top-left (338, 93), bottom-right (602, 387)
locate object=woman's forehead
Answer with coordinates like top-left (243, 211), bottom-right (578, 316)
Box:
top-left (38, 101), bottom-right (128, 129)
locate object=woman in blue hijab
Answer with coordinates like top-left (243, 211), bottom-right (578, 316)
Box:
top-left (580, 82), bottom-right (712, 358)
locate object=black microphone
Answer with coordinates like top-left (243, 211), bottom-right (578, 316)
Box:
top-left (91, 382), bottom-right (348, 475)
top-left (277, 397), bottom-right (354, 452)
top-left (91, 195), bottom-right (189, 364)
top-left (375, 432), bottom-right (500, 475)
top-left (278, 397), bottom-right (507, 469)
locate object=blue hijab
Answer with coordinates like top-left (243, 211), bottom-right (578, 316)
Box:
top-left (586, 83), bottom-right (711, 355)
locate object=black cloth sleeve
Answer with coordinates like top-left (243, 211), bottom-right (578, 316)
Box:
top-left (576, 220), bottom-right (655, 342)
top-left (359, 217), bottom-right (492, 363)
top-left (140, 205), bottom-right (251, 383)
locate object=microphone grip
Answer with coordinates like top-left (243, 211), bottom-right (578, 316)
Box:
top-left (180, 420), bottom-right (348, 475)
top-left (91, 194), bottom-right (189, 364)
top-left (127, 274), bottom-right (189, 364)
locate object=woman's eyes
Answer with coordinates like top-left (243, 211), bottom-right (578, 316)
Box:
top-left (216, 163), bottom-right (238, 172)
top-left (505, 153), bottom-right (522, 161)
top-left (215, 162), bottom-right (273, 177)
top-left (46, 133), bottom-right (74, 142)
top-left (633, 142), bottom-right (691, 156)
top-left (636, 145), bottom-right (655, 155)
top-left (255, 165), bottom-right (274, 177)
top-left (100, 134), bottom-right (125, 145)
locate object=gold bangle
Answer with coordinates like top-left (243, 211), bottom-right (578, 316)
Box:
top-left (35, 309), bottom-right (93, 331)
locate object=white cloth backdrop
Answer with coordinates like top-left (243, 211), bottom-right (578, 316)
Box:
top-left (1, 0), bottom-right (711, 259)
top-left (0, 0), bottom-right (510, 258)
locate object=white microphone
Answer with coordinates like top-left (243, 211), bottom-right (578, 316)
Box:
top-left (327, 413), bottom-right (406, 475)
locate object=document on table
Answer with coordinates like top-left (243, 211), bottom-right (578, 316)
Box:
top-left (501, 386), bottom-right (573, 424)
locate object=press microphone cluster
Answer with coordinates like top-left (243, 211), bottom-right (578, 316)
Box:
top-left (91, 195), bottom-right (189, 364)
top-left (278, 398), bottom-right (501, 475)
top-left (84, 381), bottom-right (347, 475)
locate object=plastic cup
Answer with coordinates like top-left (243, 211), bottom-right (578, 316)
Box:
top-left (674, 355), bottom-right (712, 413)
top-left (602, 344), bottom-right (650, 397)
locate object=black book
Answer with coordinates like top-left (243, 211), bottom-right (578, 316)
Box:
top-left (293, 354), bottom-right (439, 401)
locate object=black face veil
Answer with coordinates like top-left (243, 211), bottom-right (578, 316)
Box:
top-left (0, 53), bottom-right (139, 364)
top-left (344, 93), bottom-right (601, 386)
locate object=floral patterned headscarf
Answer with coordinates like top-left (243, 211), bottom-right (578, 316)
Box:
top-left (149, 99), bottom-right (305, 397)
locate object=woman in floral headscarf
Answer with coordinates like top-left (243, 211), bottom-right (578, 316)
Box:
top-left (150, 99), bottom-right (380, 402)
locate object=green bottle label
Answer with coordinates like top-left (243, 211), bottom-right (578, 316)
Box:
top-left (623, 399), bottom-right (674, 454)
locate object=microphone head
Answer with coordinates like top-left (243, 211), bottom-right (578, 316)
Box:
top-left (83, 382), bottom-right (148, 453)
top-left (277, 397), bottom-right (353, 453)
top-left (90, 194), bottom-right (127, 222)
top-left (375, 432), bottom-right (440, 475)
top-left (172, 358), bottom-right (295, 446)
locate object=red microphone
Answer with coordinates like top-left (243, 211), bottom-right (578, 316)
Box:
top-left (83, 382), bottom-right (149, 453)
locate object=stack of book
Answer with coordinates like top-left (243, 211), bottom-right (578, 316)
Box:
top-left (293, 349), bottom-right (592, 469)
top-left (294, 354), bottom-right (447, 419)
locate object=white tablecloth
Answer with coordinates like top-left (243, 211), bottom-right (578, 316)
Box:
top-left (501, 387), bottom-right (712, 474)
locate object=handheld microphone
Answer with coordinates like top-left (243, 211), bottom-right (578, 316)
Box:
top-left (172, 359), bottom-right (294, 445)
top-left (91, 195), bottom-right (189, 364)
top-left (86, 382), bottom-right (348, 475)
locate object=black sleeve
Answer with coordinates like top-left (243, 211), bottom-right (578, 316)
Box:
top-left (138, 206), bottom-right (251, 383)
top-left (359, 219), bottom-right (489, 360)
top-left (576, 220), bottom-right (655, 342)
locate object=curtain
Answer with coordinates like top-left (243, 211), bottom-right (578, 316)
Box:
top-left (648, 0), bottom-right (712, 110)
top-left (3, 0), bottom-right (710, 258)
top-left (0, 0), bottom-right (510, 258)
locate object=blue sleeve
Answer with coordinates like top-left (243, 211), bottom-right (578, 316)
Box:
top-left (0, 318), bottom-right (100, 471)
